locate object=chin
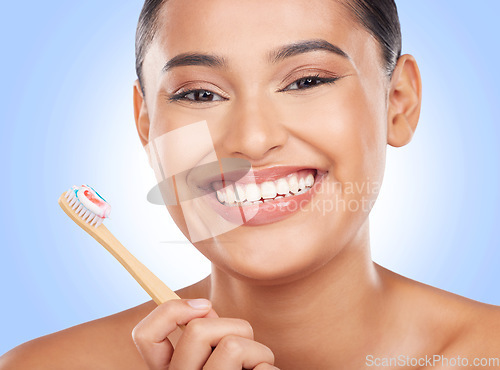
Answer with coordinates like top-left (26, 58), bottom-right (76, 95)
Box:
top-left (202, 230), bottom-right (333, 286)
top-left (229, 255), bottom-right (329, 287)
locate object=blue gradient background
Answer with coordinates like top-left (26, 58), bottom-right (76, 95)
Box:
top-left (1, 0), bottom-right (499, 354)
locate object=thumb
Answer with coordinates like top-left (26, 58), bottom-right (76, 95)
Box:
top-left (203, 307), bottom-right (219, 319)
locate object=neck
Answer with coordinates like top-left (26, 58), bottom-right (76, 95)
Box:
top-left (207, 219), bottom-right (388, 369)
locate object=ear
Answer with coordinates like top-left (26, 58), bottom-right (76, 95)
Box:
top-left (133, 79), bottom-right (150, 147)
top-left (387, 54), bottom-right (422, 147)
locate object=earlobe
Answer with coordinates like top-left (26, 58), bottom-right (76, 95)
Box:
top-left (388, 113), bottom-right (414, 147)
top-left (387, 54), bottom-right (422, 148)
top-left (133, 80), bottom-right (150, 147)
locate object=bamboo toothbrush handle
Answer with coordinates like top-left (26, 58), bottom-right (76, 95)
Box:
top-left (91, 224), bottom-right (180, 305)
top-left (58, 193), bottom-right (180, 305)
top-left (59, 192), bottom-right (186, 347)
top-left (91, 226), bottom-right (187, 340)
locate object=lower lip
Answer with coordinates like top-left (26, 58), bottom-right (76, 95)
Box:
top-left (203, 171), bottom-right (327, 227)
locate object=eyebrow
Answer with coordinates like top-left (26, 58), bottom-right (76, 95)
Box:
top-left (161, 39), bottom-right (349, 73)
top-left (269, 39), bottom-right (350, 63)
top-left (162, 53), bottom-right (227, 73)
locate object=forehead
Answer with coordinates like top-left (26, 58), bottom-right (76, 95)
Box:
top-left (151, 0), bottom-right (375, 67)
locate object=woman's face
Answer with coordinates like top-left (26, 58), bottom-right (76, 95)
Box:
top-left (140, 0), bottom-right (390, 284)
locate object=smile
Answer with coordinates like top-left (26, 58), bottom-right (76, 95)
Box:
top-left (212, 169), bottom-right (317, 207)
top-left (196, 165), bottom-right (327, 227)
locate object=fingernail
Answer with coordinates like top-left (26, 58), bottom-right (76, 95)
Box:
top-left (187, 298), bottom-right (211, 309)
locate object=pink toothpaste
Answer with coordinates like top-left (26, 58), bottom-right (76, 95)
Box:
top-left (67, 185), bottom-right (111, 226)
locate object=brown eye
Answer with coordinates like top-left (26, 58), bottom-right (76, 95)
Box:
top-left (169, 89), bottom-right (226, 103)
top-left (282, 76), bottom-right (339, 91)
top-left (191, 90), bottom-right (215, 101)
top-left (298, 77), bottom-right (321, 88)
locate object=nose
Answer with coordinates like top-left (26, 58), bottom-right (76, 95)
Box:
top-left (219, 97), bottom-right (288, 162)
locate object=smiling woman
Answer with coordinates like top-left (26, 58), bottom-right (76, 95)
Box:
top-left (1, 0), bottom-right (500, 369)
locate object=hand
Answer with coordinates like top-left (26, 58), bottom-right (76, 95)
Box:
top-left (132, 298), bottom-right (279, 370)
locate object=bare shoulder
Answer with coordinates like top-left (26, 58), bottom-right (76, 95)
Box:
top-left (378, 264), bottom-right (500, 361)
top-left (0, 300), bottom-right (156, 370)
top-left (431, 297), bottom-right (500, 368)
top-left (441, 300), bottom-right (500, 360)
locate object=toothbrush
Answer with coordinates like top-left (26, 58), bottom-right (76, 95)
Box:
top-left (58, 185), bottom-right (184, 320)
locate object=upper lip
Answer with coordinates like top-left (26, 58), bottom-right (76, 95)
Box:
top-left (194, 165), bottom-right (325, 190)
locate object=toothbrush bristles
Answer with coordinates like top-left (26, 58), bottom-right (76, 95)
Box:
top-left (65, 187), bottom-right (102, 228)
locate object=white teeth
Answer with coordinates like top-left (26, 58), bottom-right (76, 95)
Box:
top-left (235, 184), bottom-right (246, 202)
top-left (245, 183), bottom-right (261, 202)
top-left (288, 175), bottom-right (299, 193)
top-left (276, 178), bottom-right (289, 195)
top-left (225, 186), bottom-right (236, 203)
top-left (212, 170), bottom-right (317, 205)
top-left (305, 174), bottom-right (314, 187)
top-left (298, 177), bottom-right (305, 191)
top-left (261, 181), bottom-right (277, 199)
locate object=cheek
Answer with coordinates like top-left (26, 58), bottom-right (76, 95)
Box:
top-left (282, 81), bottom-right (387, 190)
top-left (149, 105), bottom-right (207, 139)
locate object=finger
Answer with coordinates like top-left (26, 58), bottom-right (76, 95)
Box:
top-left (203, 335), bottom-right (275, 370)
top-left (167, 307), bottom-right (219, 348)
top-left (169, 318), bottom-right (254, 370)
top-left (133, 299), bottom-right (213, 343)
top-left (205, 307), bottom-right (219, 319)
top-left (132, 299), bottom-right (212, 370)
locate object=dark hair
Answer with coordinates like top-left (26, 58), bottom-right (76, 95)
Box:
top-left (341, 0), bottom-right (401, 76)
top-left (135, 0), bottom-right (168, 96)
top-left (135, 0), bottom-right (401, 95)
